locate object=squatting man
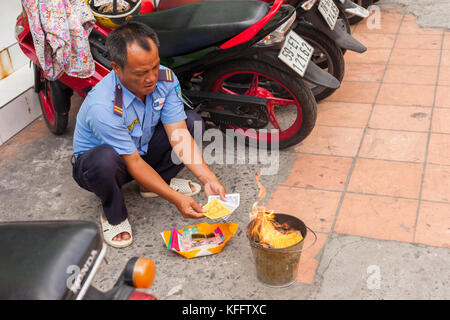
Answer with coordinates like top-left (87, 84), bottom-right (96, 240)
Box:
top-left (72, 21), bottom-right (226, 248)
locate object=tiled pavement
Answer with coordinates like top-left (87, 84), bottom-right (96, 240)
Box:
top-left (267, 6), bottom-right (450, 284)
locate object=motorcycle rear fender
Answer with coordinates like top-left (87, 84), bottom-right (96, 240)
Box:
top-left (303, 59), bottom-right (340, 89)
top-left (301, 8), bottom-right (367, 53)
top-left (245, 47), bottom-right (340, 89)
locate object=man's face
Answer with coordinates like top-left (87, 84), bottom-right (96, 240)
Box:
top-left (112, 38), bottom-right (160, 100)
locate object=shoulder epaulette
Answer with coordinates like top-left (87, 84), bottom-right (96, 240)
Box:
top-left (113, 84), bottom-right (123, 117)
top-left (158, 69), bottom-right (173, 82)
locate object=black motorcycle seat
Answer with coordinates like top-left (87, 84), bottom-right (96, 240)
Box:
top-left (129, 1), bottom-right (270, 57)
top-left (0, 221), bottom-right (103, 300)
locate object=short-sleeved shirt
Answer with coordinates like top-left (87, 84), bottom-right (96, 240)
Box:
top-left (73, 65), bottom-right (187, 157)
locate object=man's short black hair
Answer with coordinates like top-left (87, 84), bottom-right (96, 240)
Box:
top-left (106, 21), bottom-right (160, 68)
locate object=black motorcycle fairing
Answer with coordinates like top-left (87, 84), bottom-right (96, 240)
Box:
top-left (129, 1), bottom-right (270, 57)
top-left (0, 221), bottom-right (104, 300)
top-left (299, 5), bottom-right (367, 53)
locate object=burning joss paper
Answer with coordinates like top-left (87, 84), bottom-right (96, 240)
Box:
top-left (251, 212), bottom-right (303, 249)
top-left (249, 171), bottom-right (303, 249)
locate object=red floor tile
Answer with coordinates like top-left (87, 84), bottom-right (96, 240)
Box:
top-left (353, 32), bottom-right (397, 49)
top-left (443, 32), bottom-right (450, 50)
top-left (431, 108), bottom-right (450, 134)
top-left (267, 186), bottom-right (341, 233)
top-left (421, 164), bottom-right (450, 202)
top-left (317, 101), bottom-right (372, 128)
top-left (359, 129), bottom-right (428, 162)
top-left (415, 201), bottom-right (450, 248)
top-left (383, 65), bottom-right (438, 85)
top-left (326, 81), bottom-right (380, 104)
top-left (369, 105), bottom-right (431, 132)
top-left (442, 50), bottom-right (450, 67)
top-left (427, 133), bottom-right (450, 166)
top-left (438, 66), bottom-right (450, 86)
top-left (389, 48), bottom-right (441, 66)
top-left (355, 10), bottom-right (403, 34)
top-left (345, 48), bottom-right (391, 65)
top-left (334, 193), bottom-right (418, 242)
top-left (347, 158), bottom-right (423, 198)
top-left (395, 34), bottom-right (442, 50)
top-left (376, 83), bottom-right (435, 106)
top-left (344, 63), bottom-right (386, 82)
top-left (282, 153), bottom-right (353, 191)
top-left (295, 125), bottom-right (364, 157)
top-left (398, 19), bottom-right (444, 35)
top-left (435, 86), bottom-right (450, 108)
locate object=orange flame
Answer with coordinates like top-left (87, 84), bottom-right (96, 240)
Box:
top-left (249, 171), bottom-right (303, 249)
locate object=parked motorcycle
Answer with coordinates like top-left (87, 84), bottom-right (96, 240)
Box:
top-left (295, 0), bottom-right (367, 54)
top-left (17, 0), bottom-right (341, 150)
top-left (0, 220), bottom-right (157, 300)
top-left (283, 0), bottom-right (367, 99)
top-left (152, 0), bottom-right (361, 101)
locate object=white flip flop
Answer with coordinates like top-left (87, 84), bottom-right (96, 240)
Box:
top-left (100, 216), bottom-right (133, 248)
top-left (140, 178), bottom-right (201, 198)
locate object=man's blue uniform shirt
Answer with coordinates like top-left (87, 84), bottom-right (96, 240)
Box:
top-left (73, 66), bottom-right (187, 157)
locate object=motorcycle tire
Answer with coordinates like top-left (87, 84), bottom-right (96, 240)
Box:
top-left (34, 64), bottom-right (72, 135)
top-left (202, 60), bottom-right (317, 150)
top-left (295, 23), bottom-right (345, 102)
top-left (348, 0), bottom-right (373, 25)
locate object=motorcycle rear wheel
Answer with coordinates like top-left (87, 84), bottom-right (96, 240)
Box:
top-left (34, 64), bottom-right (72, 135)
top-left (295, 23), bottom-right (345, 102)
top-left (202, 60), bottom-right (317, 150)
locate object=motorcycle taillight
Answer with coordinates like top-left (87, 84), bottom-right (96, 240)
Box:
top-left (128, 290), bottom-right (157, 300)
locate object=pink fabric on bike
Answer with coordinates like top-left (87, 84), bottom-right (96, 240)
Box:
top-left (22, 0), bottom-right (96, 80)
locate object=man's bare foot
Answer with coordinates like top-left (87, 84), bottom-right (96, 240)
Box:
top-left (102, 215), bottom-right (131, 242)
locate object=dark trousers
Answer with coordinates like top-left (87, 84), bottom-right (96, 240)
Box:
top-left (72, 110), bottom-right (204, 225)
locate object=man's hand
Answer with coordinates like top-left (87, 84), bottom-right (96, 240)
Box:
top-left (204, 179), bottom-right (227, 201)
top-left (174, 194), bottom-right (206, 219)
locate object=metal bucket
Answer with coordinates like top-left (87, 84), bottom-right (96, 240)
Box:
top-left (247, 213), bottom-right (315, 287)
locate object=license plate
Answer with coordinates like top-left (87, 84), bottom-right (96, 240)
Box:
top-left (278, 30), bottom-right (314, 78)
top-left (318, 0), bottom-right (340, 30)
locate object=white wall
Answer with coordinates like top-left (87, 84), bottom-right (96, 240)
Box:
top-left (0, 0), bottom-right (39, 146)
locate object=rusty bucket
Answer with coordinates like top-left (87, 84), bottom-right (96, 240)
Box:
top-left (247, 213), bottom-right (316, 287)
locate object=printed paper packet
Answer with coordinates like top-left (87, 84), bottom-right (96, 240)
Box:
top-left (161, 222), bottom-right (238, 259)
